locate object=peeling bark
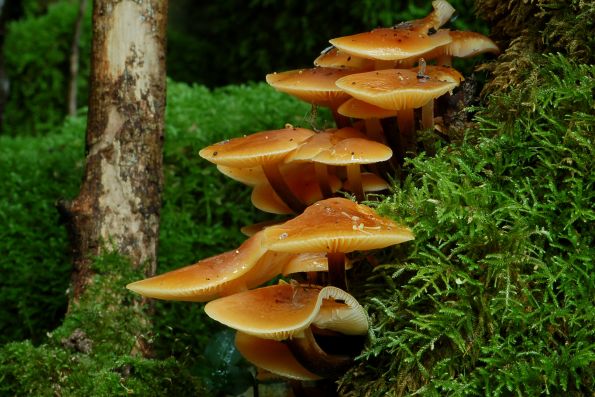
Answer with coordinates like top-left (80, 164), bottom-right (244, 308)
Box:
top-left (61, 0), bottom-right (168, 302)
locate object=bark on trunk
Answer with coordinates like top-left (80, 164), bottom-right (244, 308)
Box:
top-left (61, 0), bottom-right (168, 302)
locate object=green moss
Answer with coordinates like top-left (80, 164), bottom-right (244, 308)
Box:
top-left (339, 54), bottom-right (594, 396)
top-left (0, 252), bottom-right (207, 396)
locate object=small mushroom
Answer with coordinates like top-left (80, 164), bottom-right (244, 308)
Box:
top-left (199, 126), bottom-right (315, 213)
top-left (335, 69), bottom-right (458, 160)
top-left (313, 45), bottom-right (375, 71)
top-left (265, 67), bottom-right (353, 128)
top-left (262, 198), bottom-right (414, 289)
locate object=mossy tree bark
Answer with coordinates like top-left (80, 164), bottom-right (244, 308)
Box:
top-left (61, 0), bottom-right (168, 303)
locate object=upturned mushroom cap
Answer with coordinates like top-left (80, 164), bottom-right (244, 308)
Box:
top-left (235, 332), bottom-right (321, 381)
top-left (338, 98), bottom-right (398, 120)
top-left (262, 198), bottom-right (414, 254)
top-left (422, 30), bottom-right (500, 60)
top-left (204, 282), bottom-right (368, 340)
top-left (314, 46), bottom-right (375, 71)
top-left (199, 126), bottom-right (315, 168)
top-left (126, 231), bottom-right (291, 302)
top-left (312, 138), bottom-right (392, 166)
top-left (251, 163), bottom-right (342, 214)
top-left (336, 69), bottom-right (458, 110)
top-left (282, 252), bottom-right (353, 276)
top-left (265, 67), bottom-right (352, 108)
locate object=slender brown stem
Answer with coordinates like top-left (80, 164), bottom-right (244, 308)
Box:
top-left (364, 118), bottom-right (386, 143)
top-left (262, 163), bottom-right (306, 213)
top-left (314, 162), bottom-right (333, 199)
top-left (287, 326), bottom-right (352, 378)
top-left (421, 100), bottom-right (434, 131)
top-left (437, 55), bottom-right (452, 67)
top-left (397, 108), bottom-right (416, 158)
top-left (346, 164), bottom-right (364, 202)
top-left (327, 252), bottom-right (346, 290)
top-left (331, 108), bottom-right (351, 128)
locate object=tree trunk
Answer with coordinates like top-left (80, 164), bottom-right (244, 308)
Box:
top-left (61, 0), bottom-right (168, 302)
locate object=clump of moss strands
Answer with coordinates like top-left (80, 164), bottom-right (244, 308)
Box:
top-left (338, 53), bottom-right (594, 396)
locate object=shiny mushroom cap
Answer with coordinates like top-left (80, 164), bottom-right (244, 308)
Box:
top-left (265, 67), bottom-right (352, 108)
top-left (262, 197), bottom-right (414, 254)
top-left (235, 332), bottom-right (322, 381)
top-left (205, 282), bottom-right (368, 340)
top-left (336, 69), bottom-right (458, 110)
top-left (329, 27), bottom-right (451, 62)
top-left (126, 232), bottom-right (268, 302)
top-left (199, 126), bottom-right (315, 168)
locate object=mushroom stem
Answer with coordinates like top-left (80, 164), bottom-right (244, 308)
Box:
top-left (262, 163), bottom-right (306, 213)
top-left (421, 99), bottom-right (434, 131)
top-left (314, 162), bottom-right (334, 199)
top-left (397, 108), bottom-right (416, 158)
top-left (331, 108), bottom-right (351, 128)
top-left (364, 118), bottom-right (386, 143)
top-left (437, 54), bottom-right (452, 67)
top-left (287, 326), bottom-right (353, 378)
top-left (346, 164), bottom-right (364, 202)
top-left (327, 252), bottom-right (346, 290)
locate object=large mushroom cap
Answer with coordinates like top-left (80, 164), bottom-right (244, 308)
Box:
top-left (262, 198), bottom-right (413, 254)
top-left (336, 69), bottom-right (458, 110)
top-left (204, 282), bottom-right (368, 340)
top-left (265, 67), bottom-right (352, 108)
top-left (199, 126), bottom-right (315, 168)
top-left (126, 232), bottom-right (267, 301)
top-left (329, 28), bottom-right (451, 61)
top-left (235, 332), bottom-right (321, 381)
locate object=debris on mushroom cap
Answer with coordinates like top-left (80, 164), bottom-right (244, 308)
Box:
top-left (204, 282), bottom-right (368, 340)
top-left (235, 332), bottom-right (322, 381)
top-left (126, 231), bottom-right (291, 302)
top-left (265, 67), bottom-right (352, 108)
top-left (314, 46), bottom-right (375, 71)
top-left (338, 97), bottom-right (398, 120)
top-left (251, 163), bottom-right (342, 214)
top-left (199, 126), bottom-right (315, 168)
top-left (282, 252), bottom-right (353, 276)
top-left (336, 69), bottom-right (458, 110)
top-left (262, 197), bottom-right (414, 254)
top-left (312, 138), bottom-right (392, 166)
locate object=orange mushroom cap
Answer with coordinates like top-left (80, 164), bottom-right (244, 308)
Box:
top-left (199, 126), bottom-right (315, 168)
top-left (336, 69), bottom-right (458, 110)
top-left (265, 67), bottom-right (352, 109)
top-left (262, 197), bottom-right (413, 254)
top-left (314, 46), bottom-right (375, 71)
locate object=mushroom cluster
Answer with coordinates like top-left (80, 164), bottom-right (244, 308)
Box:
top-left (127, 0), bottom-right (498, 390)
